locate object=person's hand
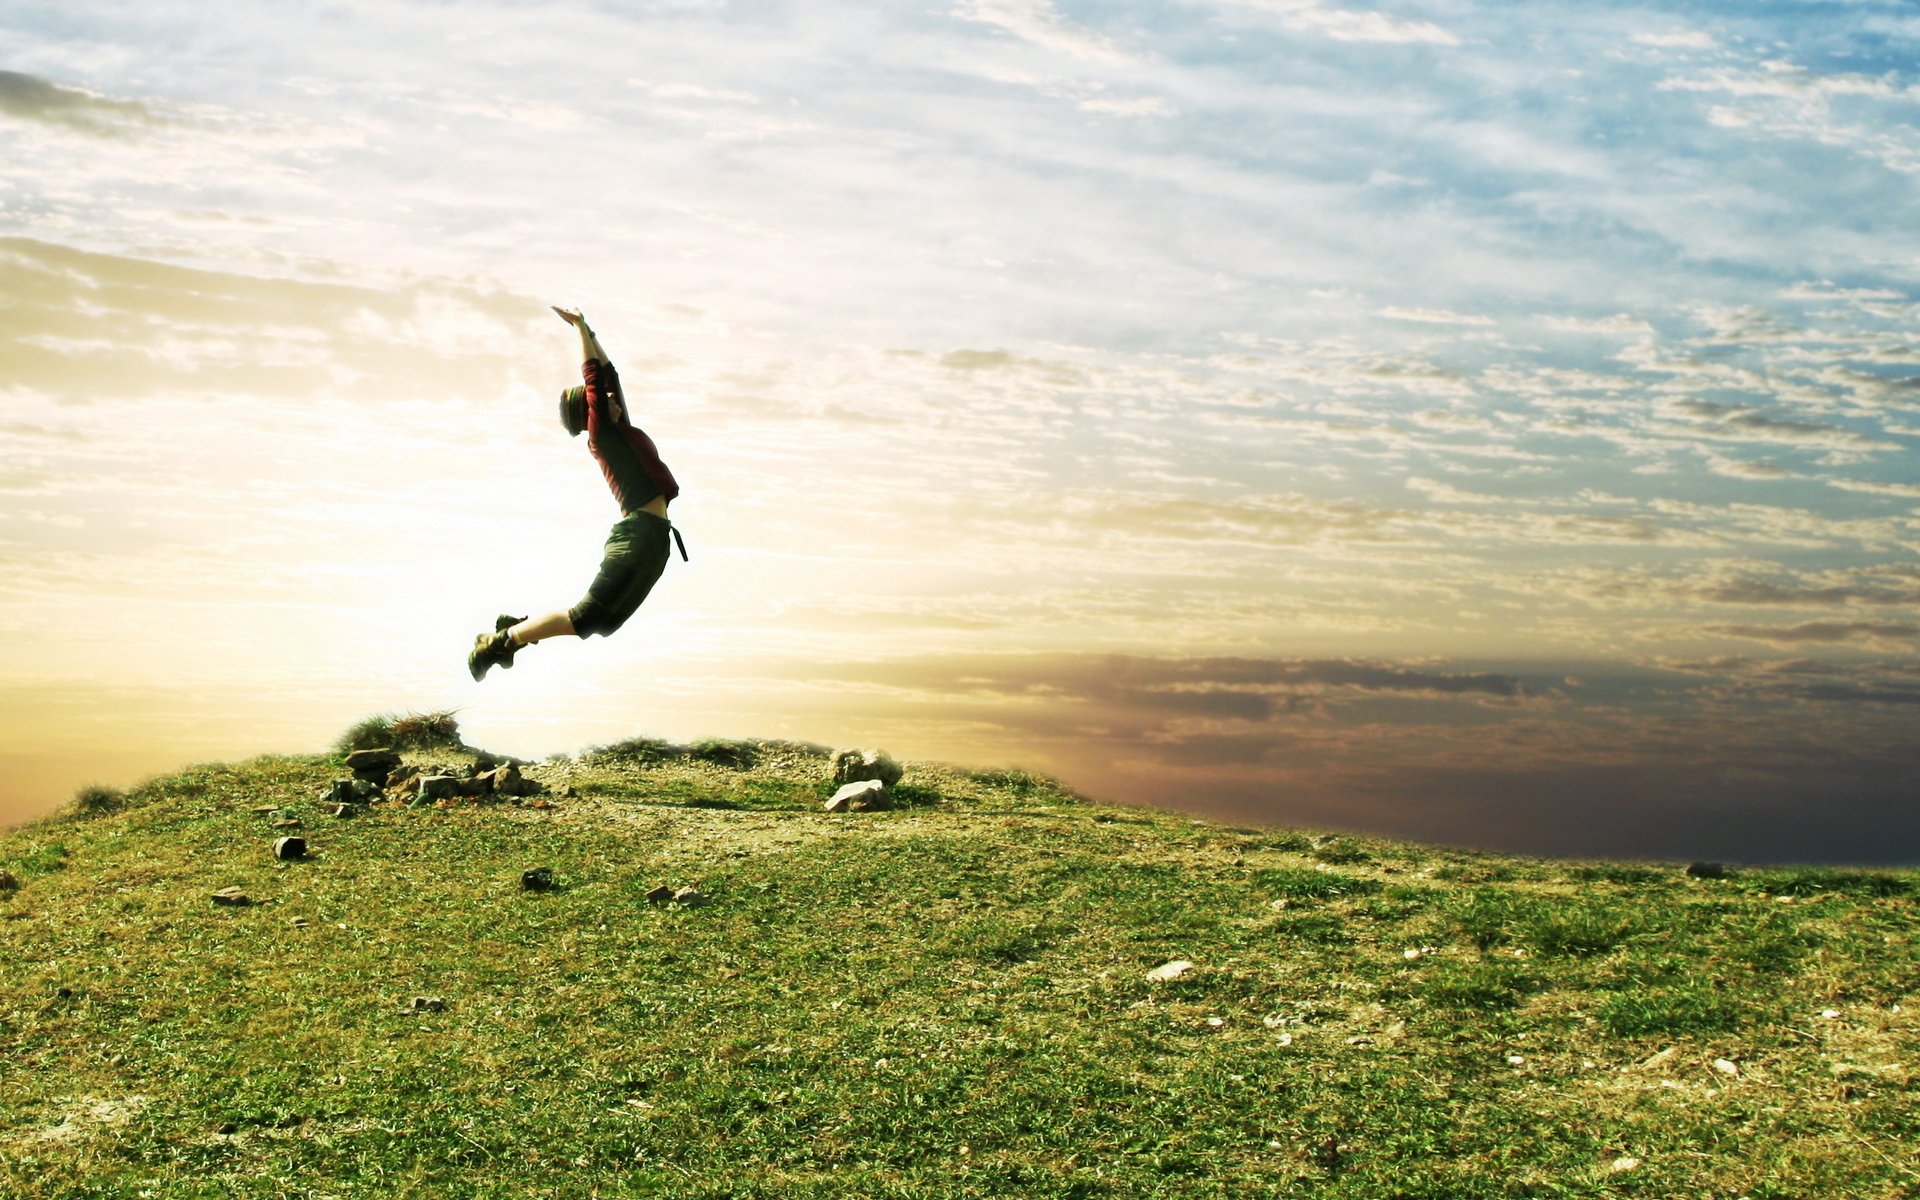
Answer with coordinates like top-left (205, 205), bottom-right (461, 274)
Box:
top-left (551, 305), bottom-right (585, 327)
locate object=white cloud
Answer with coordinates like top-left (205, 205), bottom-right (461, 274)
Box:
top-left (1228, 0), bottom-right (1461, 46)
top-left (1380, 306), bottom-right (1495, 326)
top-left (950, 0), bottom-right (1136, 64)
top-left (1632, 31), bottom-right (1719, 51)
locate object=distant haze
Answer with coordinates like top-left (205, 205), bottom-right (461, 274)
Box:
top-left (2, 3), bottom-right (1917, 863)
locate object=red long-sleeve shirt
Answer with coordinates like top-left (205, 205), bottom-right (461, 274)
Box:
top-left (583, 357), bottom-right (679, 514)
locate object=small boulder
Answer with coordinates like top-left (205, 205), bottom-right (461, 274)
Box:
top-left (826, 779), bottom-right (891, 813)
top-left (1146, 960), bottom-right (1195, 982)
top-left (488, 764), bottom-right (543, 797)
top-left (645, 885), bottom-right (676, 904)
top-left (319, 780), bottom-right (358, 804)
top-left (1685, 861), bottom-right (1733, 879)
top-left (521, 867), bottom-right (555, 892)
top-left (346, 748), bottom-right (401, 779)
top-left (416, 775), bottom-right (460, 802)
top-left (385, 765), bottom-right (419, 791)
top-left (349, 778), bottom-right (381, 801)
top-left (831, 747), bottom-right (903, 789)
top-left (273, 836), bottom-right (307, 861)
top-left (211, 887), bottom-right (251, 906)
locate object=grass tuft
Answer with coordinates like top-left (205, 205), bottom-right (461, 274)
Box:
top-left (64, 783), bottom-right (125, 819)
top-left (334, 709), bottom-right (463, 754)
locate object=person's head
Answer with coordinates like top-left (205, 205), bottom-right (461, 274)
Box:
top-left (559, 385), bottom-right (587, 437)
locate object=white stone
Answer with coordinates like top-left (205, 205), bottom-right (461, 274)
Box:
top-left (1146, 960), bottom-right (1195, 982)
top-left (825, 779), bottom-right (891, 813)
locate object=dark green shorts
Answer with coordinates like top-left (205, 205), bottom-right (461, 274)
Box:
top-left (569, 511), bottom-right (673, 638)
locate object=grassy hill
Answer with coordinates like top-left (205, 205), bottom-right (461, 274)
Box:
top-left (2, 726), bottom-right (1916, 1199)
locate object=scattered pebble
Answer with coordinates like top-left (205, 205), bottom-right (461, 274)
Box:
top-left (1820, 1009), bottom-right (1841, 1019)
top-left (1713, 1058), bottom-right (1740, 1077)
top-left (1507, 1055), bottom-right (1526, 1066)
top-left (211, 887), bottom-right (251, 907)
top-left (672, 887), bottom-right (708, 907)
top-left (1204, 1016), bottom-right (1225, 1029)
top-left (521, 867), bottom-right (555, 892)
top-left (644, 885), bottom-right (676, 904)
top-left (1146, 960), bottom-right (1195, 982)
top-left (406, 996), bottom-right (446, 1013)
top-left (1611, 1156), bottom-right (1640, 1173)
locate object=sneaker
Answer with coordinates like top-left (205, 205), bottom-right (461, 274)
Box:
top-left (468, 628), bottom-right (519, 681)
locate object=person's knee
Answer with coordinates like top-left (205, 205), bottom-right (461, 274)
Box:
top-left (568, 600), bottom-right (620, 639)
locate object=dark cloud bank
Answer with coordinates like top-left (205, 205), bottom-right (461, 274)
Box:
top-left (776, 653), bottom-right (1920, 866)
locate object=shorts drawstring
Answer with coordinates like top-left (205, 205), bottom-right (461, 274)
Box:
top-left (670, 526), bottom-right (688, 562)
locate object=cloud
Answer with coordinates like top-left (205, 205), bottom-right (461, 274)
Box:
top-left (1226, 0), bottom-right (1461, 46)
top-left (1704, 621), bottom-right (1920, 648)
top-left (0, 71), bottom-right (156, 138)
top-left (950, 0), bottom-right (1136, 64)
top-left (1663, 400), bottom-right (1891, 452)
top-left (1379, 306), bottom-right (1495, 326)
top-left (1632, 31), bottom-right (1718, 51)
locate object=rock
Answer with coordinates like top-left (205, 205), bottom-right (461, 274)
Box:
top-left (272, 818), bottom-right (303, 830)
top-left (1610, 1157), bottom-right (1640, 1173)
top-left (252, 805), bottom-right (281, 816)
top-left (319, 780), bottom-right (358, 804)
top-left (349, 778), bottom-right (381, 801)
top-left (1712, 1058), bottom-right (1740, 1077)
top-left (454, 775), bottom-right (492, 799)
top-left (521, 867), bottom-right (555, 891)
top-left (385, 765), bottom-right (418, 790)
top-left (672, 887), bottom-right (708, 907)
top-left (273, 836), bottom-right (307, 861)
top-left (211, 887), bottom-right (251, 906)
top-left (831, 747), bottom-right (903, 789)
top-left (826, 779), bottom-right (891, 813)
top-left (0, 870), bottom-right (18, 892)
top-left (1686, 861), bottom-right (1732, 879)
top-left (472, 755), bottom-right (498, 775)
top-left (346, 748), bottom-right (402, 780)
top-left (478, 763), bottom-right (542, 797)
top-left (645, 885), bottom-right (676, 904)
top-left (416, 775), bottom-right (460, 801)
top-left (1146, 960), bottom-right (1195, 982)
top-left (328, 803), bottom-right (355, 819)
top-left (407, 996), bottom-right (447, 1013)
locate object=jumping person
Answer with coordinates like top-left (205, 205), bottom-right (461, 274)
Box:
top-left (467, 306), bottom-right (686, 681)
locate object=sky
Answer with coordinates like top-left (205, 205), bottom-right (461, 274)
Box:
top-left (2, 0), bottom-right (1917, 863)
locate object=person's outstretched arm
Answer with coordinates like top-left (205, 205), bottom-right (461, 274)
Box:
top-left (552, 305), bottom-right (609, 364)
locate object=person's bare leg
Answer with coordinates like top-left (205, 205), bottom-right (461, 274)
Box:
top-left (509, 611), bottom-right (576, 646)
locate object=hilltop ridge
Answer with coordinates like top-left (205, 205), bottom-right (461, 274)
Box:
top-left (2, 729), bottom-right (1916, 1198)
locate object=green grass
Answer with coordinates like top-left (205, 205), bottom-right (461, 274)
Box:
top-left (1, 735), bottom-right (1916, 1198)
